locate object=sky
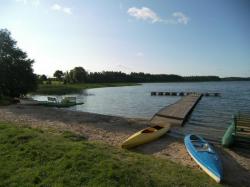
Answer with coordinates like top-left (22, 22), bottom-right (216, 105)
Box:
top-left (0, 0), bottom-right (250, 77)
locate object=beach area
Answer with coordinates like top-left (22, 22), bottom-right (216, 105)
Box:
top-left (0, 104), bottom-right (249, 186)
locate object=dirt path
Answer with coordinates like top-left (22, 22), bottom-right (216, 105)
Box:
top-left (0, 104), bottom-right (249, 186)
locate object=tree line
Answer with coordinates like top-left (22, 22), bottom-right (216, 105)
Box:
top-left (38, 69), bottom-right (224, 84)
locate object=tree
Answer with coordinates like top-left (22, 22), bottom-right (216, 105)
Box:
top-left (53, 70), bottom-right (64, 81)
top-left (0, 29), bottom-right (37, 97)
top-left (37, 74), bottom-right (47, 84)
top-left (69, 67), bottom-right (87, 83)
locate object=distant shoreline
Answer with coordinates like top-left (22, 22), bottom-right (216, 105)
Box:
top-left (33, 82), bottom-right (139, 95)
top-left (32, 80), bottom-right (250, 95)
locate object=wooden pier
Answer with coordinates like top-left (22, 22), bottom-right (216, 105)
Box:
top-left (150, 94), bottom-right (203, 127)
top-left (151, 92), bottom-right (220, 97)
top-left (234, 113), bottom-right (250, 148)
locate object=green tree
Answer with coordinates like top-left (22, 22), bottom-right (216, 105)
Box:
top-left (69, 67), bottom-right (87, 83)
top-left (53, 70), bottom-right (64, 81)
top-left (0, 29), bottom-right (37, 97)
top-left (37, 74), bottom-right (47, 84)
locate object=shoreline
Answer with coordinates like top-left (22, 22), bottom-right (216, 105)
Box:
top-left (33, 82), bottom-right (140, 95)
top-left (0, 104), bottom-right (250, 186)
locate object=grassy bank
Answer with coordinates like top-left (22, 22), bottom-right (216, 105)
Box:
top-left (34, 82), bottom-right (139, 95)
top-left (0, 122), bottom-right (220, 187)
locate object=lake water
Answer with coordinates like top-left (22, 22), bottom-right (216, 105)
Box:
top-left (33, 81), bottom-right (250, 132)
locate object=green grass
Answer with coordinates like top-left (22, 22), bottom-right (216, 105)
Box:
top-left (34, 82), bottom-right (139, 95)
top-left (0, 122), bottom-right (221, 187)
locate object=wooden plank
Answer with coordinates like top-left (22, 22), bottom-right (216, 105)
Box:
top-left (236, 121), bottom-right (250, 126)
top-left (236, 127), bottom-right (250, 132)
top-left (150, 116), bottom-right (182, 126)
top-left (238, 116), bottom-right (250, 121)
top-left (236, 131), bottom-right (250, 137)
top-left (151, 92), bottom-right (220, 97)
top-left (155, 114), bottom-right (183, 120)
top-left (151, 94), bottom-right (202, 127)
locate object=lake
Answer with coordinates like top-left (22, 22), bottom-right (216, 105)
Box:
top-left (33, 81), bottom-right (250, 132)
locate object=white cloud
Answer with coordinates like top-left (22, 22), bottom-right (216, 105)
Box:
top-left (172, 12), bottom-right (190, 25)
top-left (136, 52), bottom-right (144, 57)
top-left (128, 7), bottom-right (160, 23)
top-left (15, 0), bottom-right (40, 6)
top-left (63, 7), bottom-right (72, 15)
top-left (127, 7), bottom-right (190, 25)
top-left (51, 4), bottom-right (61, 11)
top-left (116, 64), bottom-right (132, 72)
top-left (51, 4), bottom-right (72, 15)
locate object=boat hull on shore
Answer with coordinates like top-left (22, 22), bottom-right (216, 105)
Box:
top-left (184, 134), bottom-right (223, 183)
top-left (121, 124), bottom-right (170, 149)
top-left (36, 101), bottom-right (84, 108)
top-left (19, 98), bottom-right (83, 108)
top-left (222, 122), bottom-right (235, 147)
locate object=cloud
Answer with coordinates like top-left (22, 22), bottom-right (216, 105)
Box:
top-left (128, 7), bottom-right (160, 23)
top-left (15, 0), bottom-right (40, 6)
top-left (172, 12), bottom-right (190, 25)
top-left (127, 7), bottom-right (190, 25)
top-left (51, 4), bottom-right (72, 15)
top-left (116, 64), bottom-right (132, 71)
top-left (51, 4), bottom-right (61, 11)
top-left (63, 7), bottom-right (72, 15)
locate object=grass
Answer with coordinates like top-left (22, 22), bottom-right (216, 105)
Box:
top-left (34, 82), bottom-right (139, 95)
top-left (0, 122), bottom-right (221, 187)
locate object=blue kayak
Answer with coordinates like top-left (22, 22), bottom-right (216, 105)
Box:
top-left (184, 134), bottom-right (223, 183)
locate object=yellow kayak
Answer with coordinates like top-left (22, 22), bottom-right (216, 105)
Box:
top-left (121, 124), bottom-right (170, 149)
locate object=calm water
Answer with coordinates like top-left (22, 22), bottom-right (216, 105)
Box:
top-left (33, 81), bottom-right (250, 131)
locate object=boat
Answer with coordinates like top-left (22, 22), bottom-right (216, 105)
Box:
top-left (184, 134), bottom-right (223, 183)
top-left (121, 124), bottom-right (170, 149)
top-left (222, 121), bottom-right (235, 147)
top-left (19, 97), bottom-right (83, 108)
top-left (36, 101), bottom-right (84, 108)
top-left (222, 113), bottom-right (250, 148)
top-left (19, 98), bottom-right (40, 105)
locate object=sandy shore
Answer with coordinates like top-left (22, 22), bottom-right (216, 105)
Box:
top-left (0, 104), bottom-right (249, 186)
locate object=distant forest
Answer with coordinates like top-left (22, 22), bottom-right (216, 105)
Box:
top-left (39, 67), bottom-right (250, 84)
top-left (86, 72), bottom-right (250, 83)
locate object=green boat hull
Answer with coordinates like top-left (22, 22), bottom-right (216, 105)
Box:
top-left (222, 122), bottom-right (235, 147)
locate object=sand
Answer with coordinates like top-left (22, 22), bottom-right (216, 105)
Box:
top-left (0, 104), bottom-right (249, 186)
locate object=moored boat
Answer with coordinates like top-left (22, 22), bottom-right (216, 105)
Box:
top-left (121, 124), bottom-right (170, 149)
top-left (184, 134), bottom-right (223, 183)
top-left (36, 101), bottom-right (84, 108)
top-left (19, 98), bottom-right (40, 105)
top-left (222, 122), bottom-right (235, 147)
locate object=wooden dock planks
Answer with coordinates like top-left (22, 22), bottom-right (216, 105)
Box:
top-left (151, 94), bottom-right (202, 126)
top-left (151, 92), bottom-right (220, 97)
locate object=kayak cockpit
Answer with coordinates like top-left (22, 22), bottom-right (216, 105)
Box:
top-left (190, 135), bottom-right (214, 153)
top-left (141, 125), bottom-right (164, 133)
top-left (142, 128), bottom-right (156, 133)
